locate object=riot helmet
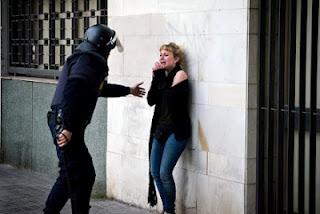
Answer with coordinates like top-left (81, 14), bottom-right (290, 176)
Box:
top-left (84, 24), bottom-right (123, 54)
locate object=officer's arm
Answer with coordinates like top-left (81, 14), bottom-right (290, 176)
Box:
top-left (62, 78), bottom-right (90, 132)
top-left (62, 55), bottom-right (95, 132)
top-left (100, 82), bottom-right (145, 97)
top-left (99, 82), bottom-right (130, 97)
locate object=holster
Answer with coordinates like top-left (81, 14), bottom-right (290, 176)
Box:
top-left (47, 108), bottom-right (64, 137)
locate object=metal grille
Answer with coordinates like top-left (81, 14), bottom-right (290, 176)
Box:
top-left (257, 0), bottom-right (320, 213)
top-left (8, 0), bottom-right (107, 78)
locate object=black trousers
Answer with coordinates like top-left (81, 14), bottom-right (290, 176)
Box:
top-left (44, 110), bottom-right (96, 214)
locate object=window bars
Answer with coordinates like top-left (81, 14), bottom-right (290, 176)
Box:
top-left (257, 0), bottom-right (320, 213)
top-left (7, 0), bottom-right (107, 77)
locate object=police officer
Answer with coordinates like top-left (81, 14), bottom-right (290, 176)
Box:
top-left (44, 24), bottom-right (145, 214)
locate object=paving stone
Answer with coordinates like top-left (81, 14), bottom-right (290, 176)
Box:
top-left (0, 164), bottom-right (157, 214)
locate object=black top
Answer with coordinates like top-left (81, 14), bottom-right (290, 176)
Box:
top-left (146, 64), bottom-right (191, 206)
top-left (147, 64), bottom-right (191, 142)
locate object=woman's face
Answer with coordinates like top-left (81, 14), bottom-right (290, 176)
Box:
top-left (159, 49), bottom-right (178, 71)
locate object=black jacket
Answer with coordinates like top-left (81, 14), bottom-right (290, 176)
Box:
top-left (146, 64), bottom-right (191, 206)
top-left (147, 65), bottom-right (191, 141)
top-left (51, 42), bottom-right (130, 132)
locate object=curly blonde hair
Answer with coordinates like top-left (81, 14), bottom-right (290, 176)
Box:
top-left (160, 42), bottom-right (186, 70)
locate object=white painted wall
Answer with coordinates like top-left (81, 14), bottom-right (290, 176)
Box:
top-left (106, 0), bottom-right (257, 213)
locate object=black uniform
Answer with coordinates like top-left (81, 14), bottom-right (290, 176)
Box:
top-left (44, 41), bottom-right (130, 214)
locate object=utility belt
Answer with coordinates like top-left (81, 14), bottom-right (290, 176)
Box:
top-left (48, 105), bottom-right (89, 133)
top-left (47, 105), bottom-right (64, 136)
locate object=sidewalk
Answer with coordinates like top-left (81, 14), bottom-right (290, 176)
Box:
top-left (0, 164), bottom-right (156, 214)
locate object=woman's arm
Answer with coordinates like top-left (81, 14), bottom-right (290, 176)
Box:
top-left (172, 70), bottom-right (188, 87)
top-left (147, 70), bottom-right (166, 106)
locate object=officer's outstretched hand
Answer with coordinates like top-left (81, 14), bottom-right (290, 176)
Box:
top-left (57, 129), bottom-right (72, 148)
top-left (130, 82), bottom-right (146, 97)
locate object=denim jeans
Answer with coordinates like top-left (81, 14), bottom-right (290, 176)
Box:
top-left (43, 110), bottom-right (96, 214)
top-left (150, 133), bottom-right (187, 213)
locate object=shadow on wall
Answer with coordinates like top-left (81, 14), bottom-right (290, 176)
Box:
top-left (176, 123), bottom-right (210, 212)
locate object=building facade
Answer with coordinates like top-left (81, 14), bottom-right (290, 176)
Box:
top-left (105, 0), bottom-right (256, 213)
top-left (1, 0), bottom-right (320, 214)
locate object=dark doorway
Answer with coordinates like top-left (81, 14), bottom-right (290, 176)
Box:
top-left (257, 0), bottom-right (320, 213)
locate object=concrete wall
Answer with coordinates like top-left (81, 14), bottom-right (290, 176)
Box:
top-left (106, 0), bottom-right (258, 213)
top-left (1, 78), bottom-right (107, 196)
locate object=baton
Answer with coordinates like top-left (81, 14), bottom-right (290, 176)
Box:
top-left (56, 109), bottom-right (79, 213)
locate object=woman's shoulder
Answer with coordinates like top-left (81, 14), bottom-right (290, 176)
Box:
top-left (172, 70), bottom-right (188, 87)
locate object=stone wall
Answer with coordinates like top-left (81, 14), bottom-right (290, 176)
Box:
top-left (106, 0), bottom-right (257, 213)
top-left (1, 78), bottom-right (108, 196)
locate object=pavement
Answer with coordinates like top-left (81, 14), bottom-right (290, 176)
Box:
top-left (0, 164), bottom-right (157, 214)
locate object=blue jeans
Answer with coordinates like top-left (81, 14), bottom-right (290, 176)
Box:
top-left (150, 133), bottom-right (187, 213)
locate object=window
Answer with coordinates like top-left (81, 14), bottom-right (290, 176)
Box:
top-left (3, 0), bottom-right (107, 78)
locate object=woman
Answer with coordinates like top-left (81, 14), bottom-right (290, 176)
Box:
top-left (147, 42), bottom-right (191, 214)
